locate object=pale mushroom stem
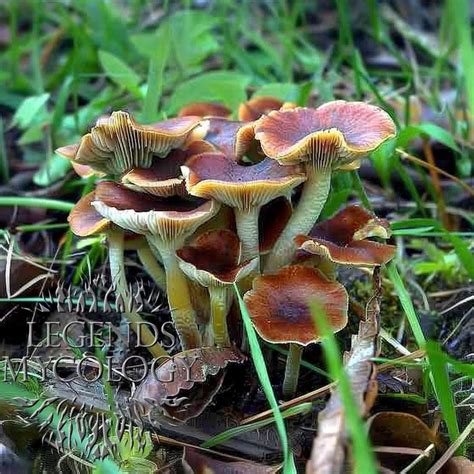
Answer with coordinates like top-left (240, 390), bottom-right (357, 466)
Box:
top-left (107, 228), bottom-right (168, 358)
top-left (265, 168), bottom-right (331, 272)
top-left (208, 286), bottom-right (231, 347)
top-left (151, 240), bottom-right (202, 350)
top-left (234, 207), bottom-right (260, 268)
top-left (282, 343), bottom-right (303, 399)
top-left (137, 245), bottom-right (167, 290)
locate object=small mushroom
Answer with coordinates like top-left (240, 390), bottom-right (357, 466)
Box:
top-left (92, 181), bottom-right (220, 349)
top-left (244, 265), bottom-right (348, 398)
top-left (177, 229), bottom-right (258, 347)
top-left (182, 152), bottom-right (306, 268)
top-left (255, 101), bottom-right (396, 271)
top-left (122, 140), bottom-right (215, 197)
top-left (56, 111), bottom-right (203, 176)
top-left (203, 118), bottom-right (257, 160)
top-left (178, 102), bottom-right (232, 118)
top-left (294, 205), bottom-right (396, 268)
top-left (238, 96), bottom-right (296, 121)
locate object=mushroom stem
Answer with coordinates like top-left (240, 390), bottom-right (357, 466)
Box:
top-left (282, 343), bottom-right (303, 399)
top-left (137, 245), bottom-right (167, 290)
top-left (151, 240), bottom-right (202, 350)
top-left (265, 168), bottom-right (331, 272)
top-left (234, 207), bottom-right (260, 267)
top-left (208, 286), bottom-right (231, 347)
top-left (107, 228), bottom-right (168, 358)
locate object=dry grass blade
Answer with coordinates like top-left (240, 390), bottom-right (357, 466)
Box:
top-left (306, 268), bottom-right (382, 474)
top-left (240, 349), bottom-right (426, 426)
top-left (426, 420), bottom-right (474, 474)
top-left (396, 147), bottom-right (474, 196)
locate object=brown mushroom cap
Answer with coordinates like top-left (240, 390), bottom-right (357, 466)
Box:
top-left (122, 141), bottom-right (215, 197)
top-left (177, 229), bottom-right (257, 287)
top-left (244, 265), bottom-right (348, 345)
top-left (204, 118), bottom-right (257, 160)
top-left (68, 191), bottom-right (110, 237)
top-left (57, 111), bottom-right (202, 176)
top-left (238, 96), bottom-right (286, 121)
top-left (254, 101), bottom-right (396, 169)
top-left (294, 205), bottom-right (396, 266)
top-left (91, 181), bottom-right (219, 242)
top-left (178, 102), bottom-right (232, 118)
top-left (182, 152), bottom-right (306, 211)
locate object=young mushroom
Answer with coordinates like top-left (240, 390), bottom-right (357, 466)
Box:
top-left (238, 96), bottom-right (296, 121)
top-left (294, 205), bottom-right (396, 270)
top-left (56, 111), bottom-right (203, 176)
top-left (255, 101), bottom-right (396, 271)
top-left (203, 118), bottom-right (258, 160)
top-left (244, 265), bottom-right (348, 398)
top-left (176, 229), bottom-right (258, 347)
top-left (91, 181), bottom-right (220, 349)
top-left (178, 102), bottom-right (232, 118)
top-left (121, 141), bottom-right (215, 197)
top-left (182, 153), bottom-right (306, 269)
top-left (68, 190), bottom-right (167, 358)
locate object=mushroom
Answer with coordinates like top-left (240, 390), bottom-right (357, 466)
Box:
top-left (244, 265), bottom-right (348, 398)
top-left (91, 181), bottom-right (220, 349)
top-left (238, 96), bottom-right (296, 121)
top-left (203, 118), bottom-right (257, 160)
top-left (68, 190), bottom-right (168, 358)
top-left (294, 205), bottom-right (396, 269)
top-left (121, 140), bottom-right (215, 197)
top-left (255, 101), bottom-right (396, 271)
top-left (56, 111), bottom-right (203, 176)
top-left (177, 229), bottom-right (258, 347)
top-left (178, 102), bottom-right (231, 118)
top-left (182, 152), bottom-right (306, 268)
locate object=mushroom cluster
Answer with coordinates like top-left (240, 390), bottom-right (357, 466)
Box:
top-left (60, 97), bottom-right (396, 398)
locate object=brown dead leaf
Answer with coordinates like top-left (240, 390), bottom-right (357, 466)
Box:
top-left (306, 268), bottom-right (382, 474)
top-left (368, 411), bottom-right (440, 473)
top-left (440, 456), bottom-right (474, 474)
top-left (134, 347), bottom-right (246, 422)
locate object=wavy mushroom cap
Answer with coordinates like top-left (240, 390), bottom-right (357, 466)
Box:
top-left (244, 265), bottom-right (348, 345)
top-left (56, 111), bottom-right (202, 176)
top-left (91, 181), bottom-right (219, 242)
top-left (254, 101), bottom-right (396, 169)
top-left (238, 96), bottom-right (287, 121)
top-left (295, 205), bottom-right (396, 266)
top-left (68, 191), bottom-right (110, 237)
top-left (177, 229), bottom-right (258, 287)
top-left (203, 118), bottom-right (257, 160)
top-left (182, 152), bottom-right (306, 210)
top-left (178, 102), bottom-right (232, 118)
top-left (122, 140), bottom-right (215, 197)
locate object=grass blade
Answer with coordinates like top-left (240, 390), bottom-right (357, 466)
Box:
top-left (426, 341), bottom-right (461, 453)
top-left (0, 197), bottom-right (74, 212)
top-left (233, 284), bottom-right (296, 474)
top-left (386, 261), bottom-right (426, 348)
